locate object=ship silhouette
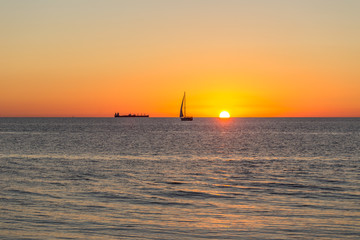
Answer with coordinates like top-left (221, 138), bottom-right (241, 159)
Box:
top-left (114, 113), bottom-right (149, 118)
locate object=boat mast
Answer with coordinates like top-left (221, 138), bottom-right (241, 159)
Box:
top-left (184, 92), bottom-right (186, 117)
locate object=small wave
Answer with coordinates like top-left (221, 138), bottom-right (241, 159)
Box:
top-left (6, 189), bottom-right (61, 199)
top-left (162, 190), bottom-right (234, 200)
top-left (164, 181), bottom-right (186, 185)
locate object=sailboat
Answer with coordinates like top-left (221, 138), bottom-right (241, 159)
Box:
top-left (180, 92), bottom-right (193, 121)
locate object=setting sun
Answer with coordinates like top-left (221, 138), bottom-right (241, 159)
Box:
top-left (219, 111), bottom-right (230, 118)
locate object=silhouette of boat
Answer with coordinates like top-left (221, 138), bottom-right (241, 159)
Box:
top-left (114, 113), bottom-right (149, 118)
top-left (180, 92), bottom-right (193, 121)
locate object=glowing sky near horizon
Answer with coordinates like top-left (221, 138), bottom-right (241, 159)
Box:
top-left (1, 0), bottom-right (359, 117)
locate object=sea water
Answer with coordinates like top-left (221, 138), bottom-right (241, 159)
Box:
top-left (0, 117), bottom-right (359, 239)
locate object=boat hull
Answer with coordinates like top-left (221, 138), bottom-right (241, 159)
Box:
top-left (181, 117), bottom-right (193, 121)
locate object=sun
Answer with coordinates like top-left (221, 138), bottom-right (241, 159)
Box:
top-left (219, 111), bottom-right (230, 118)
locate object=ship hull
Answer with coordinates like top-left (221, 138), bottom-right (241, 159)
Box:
top-left (115, 116), bottom-right (149, 118)
top-left (114, 113), bottom-right (149, 118)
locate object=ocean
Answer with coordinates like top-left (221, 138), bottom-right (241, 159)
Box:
top-left (0, 117), bottom-right (359, 239)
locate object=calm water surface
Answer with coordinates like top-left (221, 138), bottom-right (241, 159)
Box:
top-left (0, 118), bottom-right (359, 239)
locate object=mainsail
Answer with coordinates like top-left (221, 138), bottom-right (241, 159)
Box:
top-left (180, 92), bottom-right (185, 118)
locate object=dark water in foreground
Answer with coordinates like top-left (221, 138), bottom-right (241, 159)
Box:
top-left (0, 118), bottom-right (359, 239)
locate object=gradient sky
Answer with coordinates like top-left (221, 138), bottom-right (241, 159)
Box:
top-left (1, 0), bottom-right (359, 117)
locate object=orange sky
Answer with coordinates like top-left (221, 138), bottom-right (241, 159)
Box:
top-left (1, 1), bottom-right (359, 117)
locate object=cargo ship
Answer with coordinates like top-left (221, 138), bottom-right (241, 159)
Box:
top-left (114, 113), bottom-right (149, 118)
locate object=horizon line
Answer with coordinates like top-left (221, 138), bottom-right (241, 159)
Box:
top-left (1, 116), bottom-right (359, 118)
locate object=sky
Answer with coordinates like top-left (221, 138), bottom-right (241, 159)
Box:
top-left (1, 0), bottom-right (359, 117)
